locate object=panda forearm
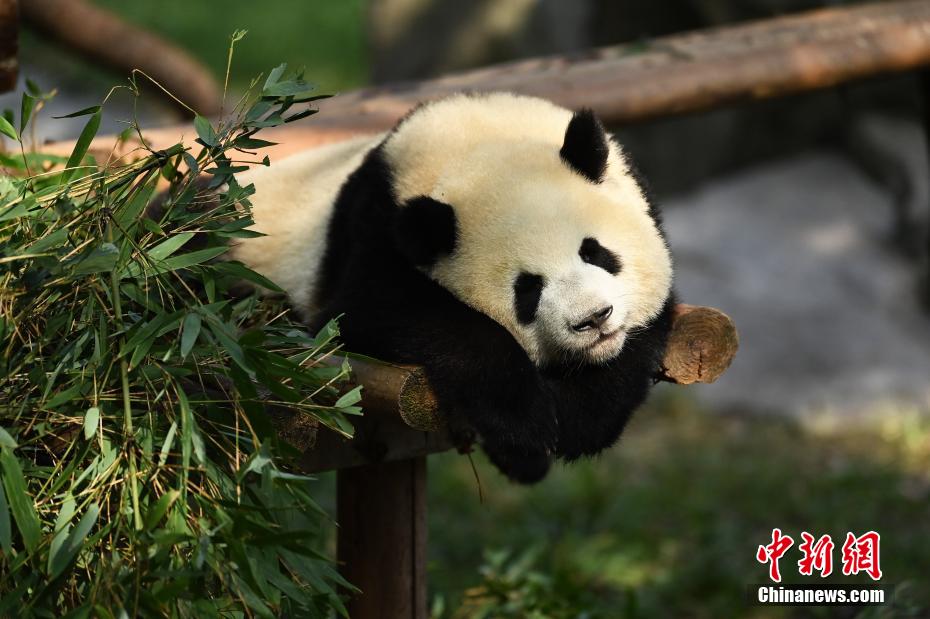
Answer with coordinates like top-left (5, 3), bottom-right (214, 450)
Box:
top-left (545, 299), bottom-right (675, 460)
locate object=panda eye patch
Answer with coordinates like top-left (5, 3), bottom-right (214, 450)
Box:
top-left (514, 272), bottom-right (544, 325)
top-left (579, 237), bottom-right (621, 274)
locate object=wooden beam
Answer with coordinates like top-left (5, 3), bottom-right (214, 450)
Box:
top-left (46, 1), bottom-right (930, 165)
top-left (290, 303), bottom-right (737, 472)
top-left (0, 0), bottom-right (17, 93)
top-left (21, 0), bottom-right (220, 115)
top-left (305, 0), bottom-right (930, 131)
top-left (331, 303), bottom-right (737, 434)
top-left (337, 457), bottom-right (427, 619)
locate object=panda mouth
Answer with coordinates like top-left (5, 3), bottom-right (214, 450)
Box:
top-left (586, 328), bottom-right (624, 350)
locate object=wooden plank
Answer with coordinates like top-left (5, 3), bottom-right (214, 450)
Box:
top-left (0, 0), bottom-right (17, 93)
top-left (337, 457), bottom-right (427, 619)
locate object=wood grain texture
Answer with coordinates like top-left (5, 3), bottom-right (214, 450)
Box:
top-left (662, 304), bottom-right (740, 385)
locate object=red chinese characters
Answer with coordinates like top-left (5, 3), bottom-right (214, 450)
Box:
top-left (841, 531), bottom-right (882, 581)
top-left (797, 532), bottom-right (834, 577)
top-left (757, 529), bottom-right (882, 582)
top-left (756, 528), bottom-right (794, 582)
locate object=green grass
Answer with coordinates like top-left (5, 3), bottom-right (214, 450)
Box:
top-left (426, 393), bottom-right (930, 618)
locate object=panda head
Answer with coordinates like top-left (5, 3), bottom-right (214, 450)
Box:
top-left (387, 94), bottom-right (673, 367)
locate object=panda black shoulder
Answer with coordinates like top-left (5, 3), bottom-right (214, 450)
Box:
top-left (313, 143), bottom-right (398, 308)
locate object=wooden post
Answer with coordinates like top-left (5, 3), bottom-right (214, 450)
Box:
top-left (921, 68), bottom-right (930, 309)
top-left (337, 457), bottom-right (428, 619)
top-left (0, 0), bottom-right (18, 93)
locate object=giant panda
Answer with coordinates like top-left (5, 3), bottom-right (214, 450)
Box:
top-left (231, 92), bottom-right (675, 483)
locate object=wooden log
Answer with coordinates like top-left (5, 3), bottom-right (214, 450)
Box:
top-left (337, 457), bottom-right (427, 619)
top-left (306, 0), bottom-right (930, 131)
top-left (45, 1), bottom-right (930, 165)
top-left (21, 0), bottom-right (221, 115)
top-left (0, 0), bottom-right (17, 93)
top-left (661, 304), bottom-right (739, 385)
top-left (291, 303), bottom-right (736, 472)
top-left (326, 303), bottom-right (737, 434)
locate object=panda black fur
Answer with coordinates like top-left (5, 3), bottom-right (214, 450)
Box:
top-left (232, 93), bottom-right (675, 483)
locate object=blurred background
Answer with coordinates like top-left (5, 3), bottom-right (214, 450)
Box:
top-left (3, 1), bottom-right (929, 616)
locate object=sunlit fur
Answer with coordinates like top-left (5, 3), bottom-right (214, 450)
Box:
top-left (237, 94), bottom-right (672, 365)
top-left (230, 93), bottom-right (675, 483)
top-left (233, 135), bottom-right (377, 317)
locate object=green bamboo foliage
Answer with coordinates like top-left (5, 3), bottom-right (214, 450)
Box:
top-left (0, 47), bottom-right (360, 617)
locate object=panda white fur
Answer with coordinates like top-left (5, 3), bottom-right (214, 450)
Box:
top-left (232, 92), bottom-right (675, 483)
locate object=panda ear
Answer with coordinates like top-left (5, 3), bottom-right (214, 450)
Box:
top-left (393, 196), bottom-right (458, 267)
top-left (560, 108), bottom-right (609, 183)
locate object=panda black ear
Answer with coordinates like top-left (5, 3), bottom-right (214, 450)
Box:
top-left (560, 108), bottom-right (609, 184)
top-left (393, 196), bottom-right (458, 267)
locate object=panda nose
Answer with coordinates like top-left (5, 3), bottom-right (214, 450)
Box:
top-left (571, 305), bottom-right (613, 332)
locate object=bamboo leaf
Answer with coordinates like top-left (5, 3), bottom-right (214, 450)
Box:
top-left (47, 494), bottom-right (75, 575)
top-left (335, 386), bottom-right (362, 409)
top-left (144, 490), bottom-right (180, 531)
top-left (146, 232), bottom-right (195, 262)
top-left (180, 312), bottom-right (202, 358)
top-left (0, 449), bottom-right (40, 553)
top-left (193, 115), bottom-right (217, 147)
top-left (212, 261), bottom-right (283, 292)
top-left (0, 116), bottom-right (18, 141)
top-left (262, 63), bottom-right (287, 91)
top-left (0, 428), bottom-right (16, 450)
top-left (49, 504), bottom-right (99, 579)
top-left (157, 421), bottom-right (177, 468)
top-left (205, 317), bottom-right (251, 373)
top-left (52, 105), bottom-right (101, 119)
top-left (83, 407), bottom-right (100, 440)
top-left (70, 243), bottom-right (119, 276)
top-left (61, 110), bottom-right (101, 183)
top-left (0, 482), bottom-right (11, 554)
top-left (20, 93), bottom-right (36, 134)
top-left (160, 246), bottom-right (228, 271)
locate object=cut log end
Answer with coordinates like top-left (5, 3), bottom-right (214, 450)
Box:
top-left (660, 304), bottom-right (739, 385)
top-left (397, 367), bottom-right (441, 431)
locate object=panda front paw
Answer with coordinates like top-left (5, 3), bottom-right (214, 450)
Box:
top-left (482, 439), bottom-right (551, 484)
top-left (445, 398), bottom-right (558, 483)
top-left (553, 404), bottom-right (633, 462)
